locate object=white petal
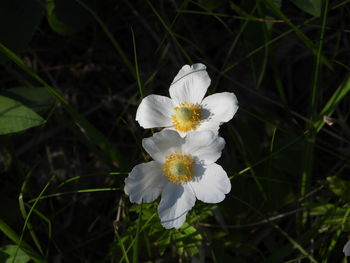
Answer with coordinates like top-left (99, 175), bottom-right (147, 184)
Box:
top-left (200, 92), bottom-right (238, 124)
top-left (190, 163), bottom-right (231, 203)
top-left (158, 183), bottom-right (196, 229)
top-left (182, 131), bottom-right (225, 165)
top-left (164, 127), bottom-right (187, 138)
top-left (196, 120), bottom-right (220, 135)
top-left (142, 129), bottom-right (184, 163)
top-left (169, 63), bottom-right (211, 105)
top-left (136, 95), bottom-right (175, 128)
top-left (344, 240), bottom-right (350, 256)
top-left (124, 161), bottom-right (168, 204)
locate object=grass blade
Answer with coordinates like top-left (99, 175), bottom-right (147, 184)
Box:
top-left (75, 0), bottom-right (136, 80)
top-left (147, 0), bottom-right (193, 64)
top-left (132, 203), bottom-right (143, 263)
top-left (131, 28), bottom-right (145, 99)
top-left (263, 0), bottom-right (333, 70)
top-left (0, 219), bottom-right (45, 263)
top-left (13, 175), bottom-right (56, 263)
top-left (315, 74), bottom-right (350, 132)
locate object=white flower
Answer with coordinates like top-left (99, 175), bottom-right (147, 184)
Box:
top-left (344, 239), bottom-right (350, 256)
top-left (124, 129), bottom-right (231, 229)
top-left (136, 63), bottom-right (238, 137)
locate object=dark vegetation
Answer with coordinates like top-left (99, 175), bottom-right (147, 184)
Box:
top-left (1, 0), bottom-right (350, 262)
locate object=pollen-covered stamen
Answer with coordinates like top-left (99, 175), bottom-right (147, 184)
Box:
top-left (171, 102), bottom-right (201, 132)
top-left (163, 153), bottom-right (194, 184)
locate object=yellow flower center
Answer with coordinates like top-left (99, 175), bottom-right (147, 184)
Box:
top-left (162, 153), bottom-right (194, 184)
top-left (171, 102), bottom-right (201, 132)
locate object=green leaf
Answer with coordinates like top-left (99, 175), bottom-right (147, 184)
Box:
top-left (326, 176), bottom-right (350, 200)
top-left (0, 220), bottom-right (45, 263)
top-left (0, 246), bottom-right (30, 263)
top-left (239, 0), bottom-right (272, 89)
top-left (0, 96), bottom-right (45, 135)
top-left (46, 0), bottom-right (96, 35)
top-left (290, 0), bottom-right (322, 17)
top-left (315, 74), bottom-right (350, 132)
top-left (3, 87), bottom-right (55, 114)
top-left (0, 0), bottom-right (44, 63)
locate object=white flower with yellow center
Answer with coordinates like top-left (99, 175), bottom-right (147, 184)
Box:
top-left (124, 129), bottom-right (231, 229)
top-left (136, 63), bottom-right (238, 137)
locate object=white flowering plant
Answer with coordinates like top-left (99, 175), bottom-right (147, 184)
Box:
top-left (136, 63), bottom-right (238, 137)
top-left (124, 63), bottom-right (237, 230)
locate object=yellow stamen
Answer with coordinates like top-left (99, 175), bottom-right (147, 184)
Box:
top-left (163, 153), bottom-right (194, 184)
top-left (171, 102), bottom-right (201, 132)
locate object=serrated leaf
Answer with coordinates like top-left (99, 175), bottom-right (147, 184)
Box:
top-left (46, 0), bottom-right (96, 35)
top-left (290, 0), bottom-right (321, 17)
top-left (0, 96), bottom-right (45, 135)
top-left (0, 246), bottom-right (30, 263)
top-left (0, 0), bottom-right (44, 63)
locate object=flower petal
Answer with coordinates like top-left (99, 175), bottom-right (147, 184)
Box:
top-left (169, 63), bottom-right (211, 105)
top-left (196, 120), bottom-right (220, 135)
top-left (190, 163), bottom-right (231, 203)
top-left (164, 127), bottom-right (187, 138)
top-left (136, 95), bottom-right (175, 128)
top-left (344, 240), bottom-right (350, 256)
top-left (124, 161), bottom-right (168, 204)
top-left (158, 183), bottom-right (196, 229)
top-left (182, 131), bottom-right (225, 165)
top-left (200, 92), bottom-right (238, 123)
top-left (142, 129), bottom-right (184, 162)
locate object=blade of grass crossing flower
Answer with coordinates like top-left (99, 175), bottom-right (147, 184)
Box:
top-left (147, 0), bottom-right (193, 64)
top-left (132, 203), bottom-right (143, 263)
top-left (0, 219), bottom-right (45, 263)
top-left (74, 0), bottom-right (136, 80)
top-left (12, 175), bottom-right (55, 263)
top-left (0, 43), bottom-right (127, 169)
top-left (131, 28), bottom-right (145, 99)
